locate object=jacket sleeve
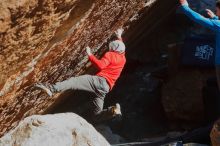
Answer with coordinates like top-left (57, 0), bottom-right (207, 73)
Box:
top-left (213, 16), bottom-right (219, 20)
top-left (181, 5), bottom-right (220, 32)
top-left (118, 38), bottom-right (123, 42)
top-left (89, 53), bottom-right (111, 70)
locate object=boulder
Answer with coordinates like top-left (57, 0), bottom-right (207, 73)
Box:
top-left (95, 125), bottom-right (125, 144)
top-left (210, 119), bottom-right (220, 146)
top-left (0, 113), bottom-right (110, 146)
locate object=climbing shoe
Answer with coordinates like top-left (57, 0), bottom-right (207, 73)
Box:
top-left (34, 83), bottom-right (54, 97)
top-left (112, 103), bottom-right (122, 116)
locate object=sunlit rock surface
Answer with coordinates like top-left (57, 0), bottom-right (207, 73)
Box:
top-left (0, 113), bottom-right (110, 146)
top-left (0, 0), bottom-right (157, 137)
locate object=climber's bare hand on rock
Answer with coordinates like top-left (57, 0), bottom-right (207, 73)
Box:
top-left (115, 28), bottom-right (124, 39)
top-left (179, 0), bottom-right (188, 6)
top-left (86, 46), bottom-right (92, 56)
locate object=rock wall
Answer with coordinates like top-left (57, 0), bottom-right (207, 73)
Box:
top-left (0, 0), bottom-right (158, 137)
top-left (0, 0), bottom-right (79, 90)
top-left (210, 118), bottom-right (220, 146)
top-left (0, 113), bottom-right (110, 146)
top-left (162, 69), bottom-right (211, 129)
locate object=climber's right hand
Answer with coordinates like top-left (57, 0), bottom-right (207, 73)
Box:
top-left (206, 9), bottom-right (215, 18)
top-left (86, 46), bottom-right (92, 56)
top-left (179, 0), bottom-right (188, 6)
top-left (115, 28), bottom-right (124, 39)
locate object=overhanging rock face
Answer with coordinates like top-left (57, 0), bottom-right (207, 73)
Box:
top-left (0, 0), bottom-right (162, 136)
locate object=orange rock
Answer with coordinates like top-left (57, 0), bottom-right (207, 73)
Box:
top-left (210, 119), bottom-right (220, 146)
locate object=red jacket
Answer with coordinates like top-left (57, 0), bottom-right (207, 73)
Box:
top-left (89, 51), bottom-right (126, 90)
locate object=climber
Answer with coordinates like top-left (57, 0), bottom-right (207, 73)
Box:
top-left (35, 28), bottom-right (126, 123)
top-left (179, 0), bottom-right (220, 91)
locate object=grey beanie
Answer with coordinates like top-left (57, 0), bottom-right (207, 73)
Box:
top-left (109, 40), bottom-right (126, 53)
